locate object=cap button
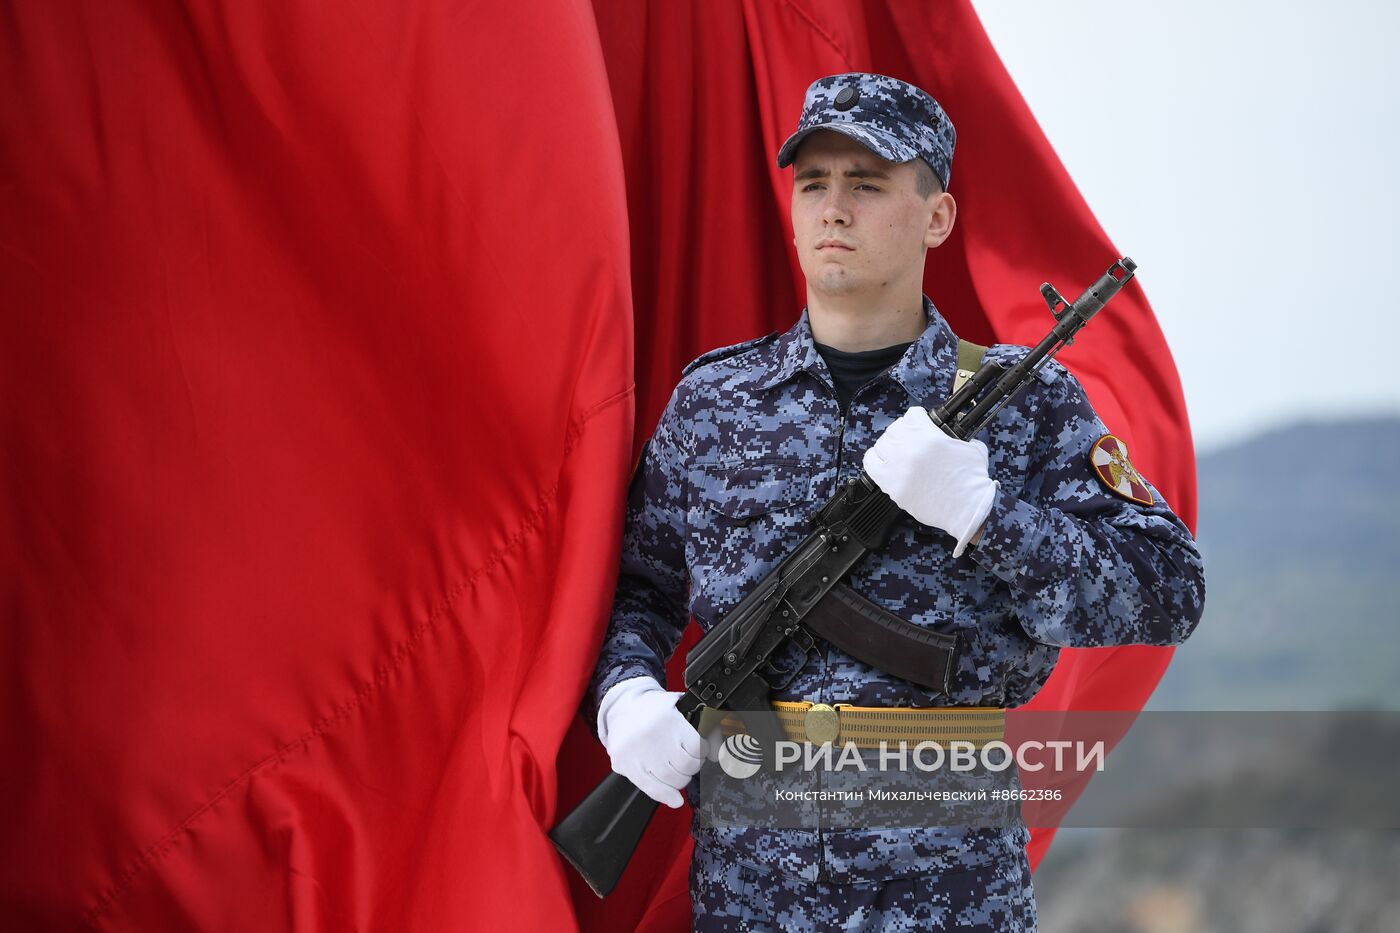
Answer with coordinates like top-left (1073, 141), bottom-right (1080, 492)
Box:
top-left (834, 86), bottom-right (859, 111)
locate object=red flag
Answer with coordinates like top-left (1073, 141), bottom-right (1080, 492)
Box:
top-left (1, 0), bottom-right (1195, 929)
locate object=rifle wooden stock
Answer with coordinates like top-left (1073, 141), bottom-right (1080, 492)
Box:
top-left (549, 694), bottom-right (704, 897)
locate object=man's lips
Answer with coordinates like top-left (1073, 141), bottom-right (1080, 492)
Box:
top-left (816, 240), bottom-right (854, 250)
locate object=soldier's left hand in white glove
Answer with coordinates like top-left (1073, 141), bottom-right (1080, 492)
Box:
top-left (862, 407), bottom-right (998, 557)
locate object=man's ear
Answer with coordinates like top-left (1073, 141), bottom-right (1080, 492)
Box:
top-left (924, 192), bottom-right (956, 249)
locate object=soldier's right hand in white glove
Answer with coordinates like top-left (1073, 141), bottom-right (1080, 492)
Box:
top-left (596, 675), bottom-right (709, 809)
top-left (862, 407), bottom-right (998, 557)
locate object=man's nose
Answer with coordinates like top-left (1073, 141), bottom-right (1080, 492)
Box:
top-left (821, 188), bottom-right (852, 225)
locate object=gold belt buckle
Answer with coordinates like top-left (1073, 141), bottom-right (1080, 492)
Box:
top-left (803, 703), bottom-right (845, 745)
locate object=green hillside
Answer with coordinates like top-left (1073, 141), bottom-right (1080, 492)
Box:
top-left (1035, 416), bottom-right (1400, 932)
top-left (1148, 416), bottom-right (1400, 711)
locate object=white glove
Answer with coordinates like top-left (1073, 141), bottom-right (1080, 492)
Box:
top-left (596, 675), bottom-right (708, 809)
top-left (862, 407), bottom-right (999, 557)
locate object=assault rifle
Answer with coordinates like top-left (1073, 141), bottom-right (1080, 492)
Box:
top-left (551, 258), bottom-right (1139, 896)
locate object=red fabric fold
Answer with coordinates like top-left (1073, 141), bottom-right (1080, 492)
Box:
top-left (2, 0), bottom-right (631, 928)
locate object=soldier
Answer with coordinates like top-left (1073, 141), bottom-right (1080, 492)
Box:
top-left (583, 73), bottom-right (1205, 931)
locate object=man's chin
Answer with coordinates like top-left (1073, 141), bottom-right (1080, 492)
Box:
top-left (812, 273), bottom-right (865, 298)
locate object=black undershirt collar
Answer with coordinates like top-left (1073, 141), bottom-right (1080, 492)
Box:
top-left (813, 340), bottom-right (914, 413)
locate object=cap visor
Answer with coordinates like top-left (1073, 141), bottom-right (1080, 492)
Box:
top-left (776, 122), bottom-right (919, 168)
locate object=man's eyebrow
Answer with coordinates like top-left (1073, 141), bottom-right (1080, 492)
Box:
top-left (794, 166), bottom-right (892, 181)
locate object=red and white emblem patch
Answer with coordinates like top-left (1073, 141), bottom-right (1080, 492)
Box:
top-left (1089, 434), bottom-right (1154, 505)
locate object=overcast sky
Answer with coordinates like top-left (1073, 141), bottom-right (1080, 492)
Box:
top-left (969, 0), bottom-right (1400, 452)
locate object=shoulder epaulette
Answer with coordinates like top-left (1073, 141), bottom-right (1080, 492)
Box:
top-left (984, 343), bottom-right (1065, 387)
top-left (1033, 357), bottom-right (1064, 386)
top-left (681, 332), bottom-right (779, 377)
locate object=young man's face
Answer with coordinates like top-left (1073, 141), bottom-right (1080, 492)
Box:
top-left (790, 130), bottom-right (947, 305)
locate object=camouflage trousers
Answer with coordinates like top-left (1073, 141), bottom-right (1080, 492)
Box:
top-left (690, 842), bottom-right (1037, 931)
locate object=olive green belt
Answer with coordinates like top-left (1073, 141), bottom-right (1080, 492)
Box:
top-left (711, 701), bottom-right (1006, 748)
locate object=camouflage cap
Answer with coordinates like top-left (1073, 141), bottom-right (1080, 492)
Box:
top-left (776, 73), bottom-right (956, 190)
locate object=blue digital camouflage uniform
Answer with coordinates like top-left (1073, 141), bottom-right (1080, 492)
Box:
top-left (583, 71), bottom-right (1206, 931)
top-left (583, 301), bottom-right (1206, 929)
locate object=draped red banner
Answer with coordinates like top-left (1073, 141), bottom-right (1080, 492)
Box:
top-left (0, 1), bottom-right (1195, 929)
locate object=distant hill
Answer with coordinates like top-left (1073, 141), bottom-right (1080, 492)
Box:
top-left (1147, 415), bottom-right (1400, 711)
top-left (1036, 416), bottom-right (1400, 932)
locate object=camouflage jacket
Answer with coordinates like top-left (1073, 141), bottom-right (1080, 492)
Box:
top-left (585, 296), bottom-right (1205, 883)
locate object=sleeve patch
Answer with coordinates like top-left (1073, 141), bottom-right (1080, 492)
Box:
top-left (1089, 434), bottom-right (1155, 505)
